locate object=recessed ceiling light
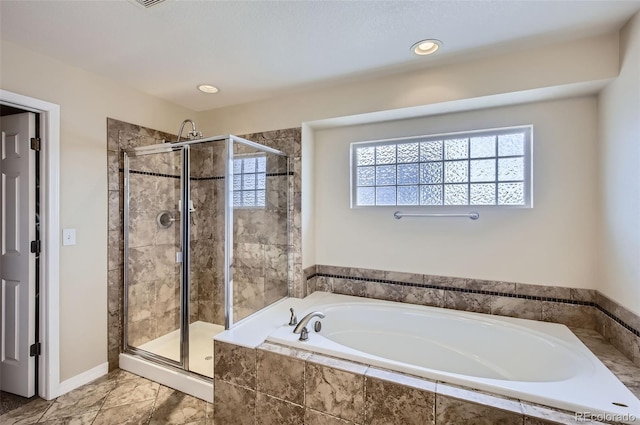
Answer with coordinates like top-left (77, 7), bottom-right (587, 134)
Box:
top-left (411, 39), bottom-right (442, 56)
top-left (197, 84), bottom-right (219, 94)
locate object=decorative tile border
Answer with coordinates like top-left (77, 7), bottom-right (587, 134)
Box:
top-left (309, 272), bottom-right (595, 306)
top-left (598, 305), bottom-right (640, 338)
top-left (122, 168), bottom-right (294, 181)
top-left (126, 169), bottom-right (181, 179)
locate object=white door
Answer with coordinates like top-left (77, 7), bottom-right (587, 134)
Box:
top-left (0, 112), bottom-right (36, 397)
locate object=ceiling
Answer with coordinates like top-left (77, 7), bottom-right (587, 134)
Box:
top-left (1, 0), bottom-right (639, 112)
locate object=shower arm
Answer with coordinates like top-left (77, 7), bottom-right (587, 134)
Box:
top-left (175, 119), bottom-right (202, 143)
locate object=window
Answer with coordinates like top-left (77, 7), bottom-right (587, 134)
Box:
top-left (233, 155), bottom-right (266, 208)
top-left (351, 126), bottom-right (532, 207)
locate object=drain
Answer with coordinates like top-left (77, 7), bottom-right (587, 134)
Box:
top-left (205, 356), bottom-right (213, 360)
top-left (612, 402), bottom-right (628, 407)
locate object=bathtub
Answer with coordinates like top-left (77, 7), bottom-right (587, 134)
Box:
top-left (267, 292), bottom-right (640, 423)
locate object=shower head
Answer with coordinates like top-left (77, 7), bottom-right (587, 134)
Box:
top-left (174, 119), bottom-right (203, 143)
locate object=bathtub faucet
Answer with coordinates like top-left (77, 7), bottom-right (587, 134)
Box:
top-left (292, 311), bottom-right (325, 341)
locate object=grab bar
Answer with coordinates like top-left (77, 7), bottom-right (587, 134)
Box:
top-left (394, 211), bottom-right (479, 220)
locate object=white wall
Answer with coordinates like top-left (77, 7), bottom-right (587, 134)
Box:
top-left (315, 97), bottom-right (600, 289)
top-left (0, 40), bottom-right (193, 381)
top-left (598, 12), bottom-right (640, 316)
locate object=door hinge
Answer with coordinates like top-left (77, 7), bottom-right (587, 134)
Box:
top-left (30, 137), bottom-right (41, 151)
top-left (30, 343), bottom-right (41, 357)
top-left (30, 240), bottom-right (41, 254)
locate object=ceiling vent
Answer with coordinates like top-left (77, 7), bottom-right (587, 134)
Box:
top-left (132, 0), bottom-right (166, 8)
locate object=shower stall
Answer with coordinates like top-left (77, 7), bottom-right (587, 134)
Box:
top-left (119, 134), bottom-right (290, 398)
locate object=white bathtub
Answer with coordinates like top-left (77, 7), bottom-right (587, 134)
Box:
top-left (267, 292), bottom-right (640, 423)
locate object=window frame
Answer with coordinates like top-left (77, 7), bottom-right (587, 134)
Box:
top-left (349, 125), bottom-right (533, 209)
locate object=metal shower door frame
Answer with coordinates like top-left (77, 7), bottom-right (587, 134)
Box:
top-left (123, 145), bottom-right (190, 371)
top-left (123, 134), bottom-right (288, 373)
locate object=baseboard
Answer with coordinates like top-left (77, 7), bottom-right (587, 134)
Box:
top-left (54, 362), bottom-right (109, 398)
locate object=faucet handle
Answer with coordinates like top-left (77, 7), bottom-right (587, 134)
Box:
top-left (299, 327), bottom-right (309, 341)
top-left (289, 308), bottom-right (298, 326)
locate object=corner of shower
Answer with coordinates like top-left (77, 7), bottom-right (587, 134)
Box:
top-left (118, 133), bottom-right (291, 401)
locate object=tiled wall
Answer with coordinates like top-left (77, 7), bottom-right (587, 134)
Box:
top-left (596, 293), bottom-right (640, 369)
top-left (213, 341), bottom-right (587, 425)
top-left (303, 264), bottom-right (640, 368)
top-left (227, 142), bottom-right (291, 322)
top-left (190, 144), bottom-right (221, 325)
top-left (107, 120), bottom-right (303, 369)
top-left (107, 118), bottom-right (178, 369)
top-left (126, 150), bottom-right (183, 346)
top-left (239, 128), bottom-right (304, 300)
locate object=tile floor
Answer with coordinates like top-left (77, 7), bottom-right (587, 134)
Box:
top-left (0, 369), bottom-right (213, 425)
top-left (0, 391), bottom-right (37, 416)
top-left (0, 327), bottom-right (638, 425)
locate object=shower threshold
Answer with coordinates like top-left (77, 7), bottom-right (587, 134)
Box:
top-left (138, 321), bottom-right (224, 378)
top-left (119, 321), bottom-right (224, 402)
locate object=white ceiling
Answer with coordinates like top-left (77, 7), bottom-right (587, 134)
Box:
top-left (1, 0), bottom-right (639, 112)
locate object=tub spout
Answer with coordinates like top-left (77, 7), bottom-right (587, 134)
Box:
top-left (292, 311), bottom-right (325, 341)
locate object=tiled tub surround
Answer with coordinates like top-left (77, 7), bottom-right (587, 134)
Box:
top-left (304, 264), bottom-right (640, 369)
top-left (213, 292), bottom-right (640, 425)
top-left (266, 292), bottom-right (640, 420)
top-left (107, 119), bottom-right (303, 369)
top-left (214, 339), bottom-right (639, 425)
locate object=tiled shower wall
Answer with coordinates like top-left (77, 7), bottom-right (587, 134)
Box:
top-left (239, 129), bottom-right (303, 300)
top-left (125, 150), bottom-right (183, 347)
top-left (190, 139), bottom-right (293, 323)
top-left (107, 119), bottom-right (303, 369)
top-left (107, 119), bottom-right (178, 368)
top-left (228, 145), bottom-right (290, 322)
top-left (190, 144), bottom-right (223, 326)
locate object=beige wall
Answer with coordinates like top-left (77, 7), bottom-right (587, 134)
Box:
top-left (198, 32), bottom-right (618, 277)
top-left (598, 12), bottom-right (640, 316)
top-left (0, 40), bottom-right (193, 381)
top-left (197, 32), bottom-right (618, 136)
top-left (314, 97), bottom-right (600, 289)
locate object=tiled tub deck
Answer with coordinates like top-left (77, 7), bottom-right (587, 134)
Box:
top-left (210, 265), bottom-right (640, 425)
top-left (214, 331), bottom-right (640, 425)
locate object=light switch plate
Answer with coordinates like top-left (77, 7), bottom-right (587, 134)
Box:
top-left (62, 228), bottom-right (77, 246)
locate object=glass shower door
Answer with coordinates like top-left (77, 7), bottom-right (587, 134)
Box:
top-left (124, 146), bottom-right (186, 367)
top-left (227, 136), bottom-right (290, 326)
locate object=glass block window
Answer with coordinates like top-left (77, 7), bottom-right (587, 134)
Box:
top-left (233, 155), bottom-right (266, 208)
top-left (351, 126), bottom-right (532, 207)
